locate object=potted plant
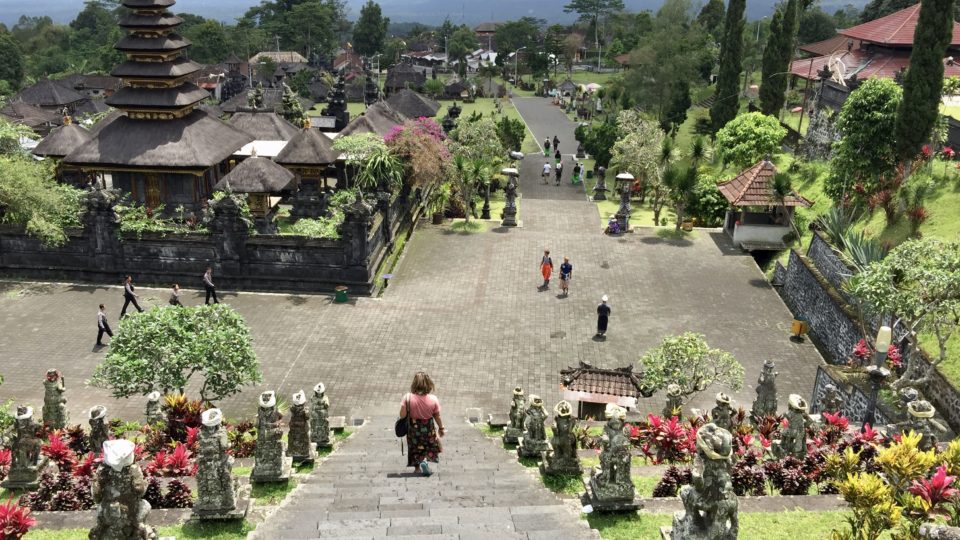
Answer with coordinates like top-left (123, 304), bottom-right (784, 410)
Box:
top-left (427, 182), bottom-right (452, 225)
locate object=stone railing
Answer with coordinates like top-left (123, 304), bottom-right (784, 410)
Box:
top-left (0, 187), bottom-right (425, 295)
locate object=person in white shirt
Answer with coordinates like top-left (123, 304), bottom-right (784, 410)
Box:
top-left (96, 304), bottom-right (113, 347)
top-left (541, 162), bottom-right (551, 185)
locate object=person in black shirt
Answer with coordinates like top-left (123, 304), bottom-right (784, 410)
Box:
top-left (559, 257), bottom-right (573, 296)
top-left (597, 295), bottom-right (611, 337)
top-left (120, 276), bottom-right (144, 318)
top-left (96, 304), bottom-right (112, 347)
top-left (553, 135), bottom-right (560, 153)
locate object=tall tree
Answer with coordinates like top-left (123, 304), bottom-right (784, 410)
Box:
top-left (710, 0), bottom-right (746, 133)
top-left (798, 9), bottom-right (837, 44)
top-left (759, 0), bottom-right (799, 116)
top-left (352, 0), bottom-right (389, 57)
top-left (893, 0), bottom-right (955, 161)
top-left (447, 26), bottom-right (478, 76)
top-left (494, 17), bottom-right (542, 55)
top-left (563, 0), bottom-right (626, 69)
top-left (183, 20), bottom-right (230, 64)
top-left (697, 0), bottom-right (726, 39)
top-left (0, 33), bottom-right (24, 92)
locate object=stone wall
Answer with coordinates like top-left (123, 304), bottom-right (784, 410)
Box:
top-left (805, 233), bottom-right (855, 303)
top-left (0, 188), bottom-right (424, 295)
top-left (810, 365), bottom-right (890, 425)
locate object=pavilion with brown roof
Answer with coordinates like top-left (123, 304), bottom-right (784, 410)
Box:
top-left (560, 362), bottom-right (650, 419)
top-left (718, 159), bottom-right (812, 251)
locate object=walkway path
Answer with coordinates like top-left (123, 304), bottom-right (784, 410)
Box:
top-left (249, 416), bottom-right (599, 539)
top-left (0, 96), bottom-right (823, 425)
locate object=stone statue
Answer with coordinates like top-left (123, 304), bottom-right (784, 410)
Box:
top-left (503, 387), bottom-right (526, 444)
top-left (145, 392), bottom-right (163, 424)
top-left (193, 408), bottom-right (246, 520)
top-left (819, 383), bottom-right (844, 415)
top-left (501, 176), bottom-right (519, 227)
top-left (774, 394), bottom-right (814, 459)
top-left (42, 369), bottom-right (68, 429)
top-left (251, 391), bottom-right (292, 483)
top-left (518, 395), bottom-right (549, 459)
top-left (750, 360), bottom-right (778, 421)
top-left (1, 406), bottom-right (43, 490)
top-left (287, 390), bottom-right (316, 463)
top-left (89, 439), bottom-right (158, 540)
top-left (310, 383), bottom-right (332, 450)
top-left (592, 166), bottom-right (608, 201)
top-left (710, 393), bottom-right (734, 432)
top-left (615, 183), bottom-right (631, 231)
top-left (670, 423), bottom-right (739, 540)
top-left (663, 384), bottom-right (683, 418)
top-left (584, 405), bottom-right (639, 512)
top-left (541, 401), bottom-right (581, 476)
top-left (89, 405), bottom-right (109, 454)
top-left (898, 400), bottom-right (947, 451)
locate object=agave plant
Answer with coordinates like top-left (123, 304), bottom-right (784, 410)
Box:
top-left (843, 230), bottom-right (889, 271)
top-left (815, 206), bottom-right (853, 249)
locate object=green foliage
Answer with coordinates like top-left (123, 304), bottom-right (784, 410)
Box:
top-left (688, 178), bottom-right (728, 227)
top-left (696, 0), bottom-right (726, 38)
top-left (356, 146), bottom-right (403, 192)
top-left (91, 304), bottom-right (262, 403)
top-left (662, 80), bottom-right (691, 135)
top-left (664, 165), bottom-right (698, 229)
top-left (240, 1), bottom-right (344, 63)
top-left (333, 133), bottom-right (389, 191)
top-left (181, 20), bottom-right (230, 65)
top-left (638, 332), bottom-right (744, 398)
top-left (759, 0), bottom-right (799, 117)
top-left (581, 122), bottom-right (619, 167)
top-left (0, 117), bottom-right (35, 155)
top-left (609, 114), bottom-right (665, 181)
top-left (710, 0), bottom-right (746, 132)
top-left (877, 431), bottom-right (938, 494)
top-left (494, 17), bottom-right (543, 55)
top-left (799, 9), bottom-right (840, 44)
top-left (893, 0), bottom-right (955, 161)
top-left (448, 26), bottom-right (479, 76)
top-left (0, 33), bottom-right (24, 90)
top-left (816, 207), bottom-right (853, 248)
top-left (352, 0), bottom-right (390, 57)
top-left (287, 216), bottom-right (342, 239)
top-left (423, 78), bottom-right (444, 99)
top-left (828, 78), bottom-right (903, 202)
top-left (280, 83), bottom-right (306, 128)
top-left (0, 156), bottom-right (84, 247)
top-left (449, 116), bottom-right (505, 166)
top-left (832, 472), bottom-right (902, 540)
top-left (495, 116), bottom-right (526, 152)
top-left (715, 112), bottom-right (786, 167)
top-left (115, 204), bottom-right (176, 238)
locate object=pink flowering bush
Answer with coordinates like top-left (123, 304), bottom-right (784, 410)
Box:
top-left (385, 118), bottom-right (450, 189)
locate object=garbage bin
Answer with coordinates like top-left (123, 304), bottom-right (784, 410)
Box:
top-left (334, 285), bottom-right (349, 303)
top-left (791, 317), bottom-right (809, 338)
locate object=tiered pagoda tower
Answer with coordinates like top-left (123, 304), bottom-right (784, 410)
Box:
top-left (66, 0), bottom-right (252, 210)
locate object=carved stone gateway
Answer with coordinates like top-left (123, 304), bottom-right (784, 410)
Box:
top-left (287, 390), bottom-right (316, 464)
top-left (518, 395), bottom-right (550, 459)
top-left (582, 405), bottom-right (641, 512)
top-left (311, 383), bottom-right (332, 450)
top-left (1, 406), bottom-right (42, 490)
top-left (666, 423), bottom-right (739, 540)
top-left (89, 439), bottom-right (158, 540)
top-left (503, 387), bottom-right (526, 445)
top-left (89, 405), bottom-right (109, 454)
top-left (193, 408), bottom-right (249, 521)
top-left (540, 401), bottom-right (582, 476)
top-left (42, 369), bottom-right (68, 429)
top-left (251, 391), bottom-right (292, 483)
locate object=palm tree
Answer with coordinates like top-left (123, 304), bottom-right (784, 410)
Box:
top-left (690, 136), bottom-right (712, 168)
top-left (664, 166), bottom-right (699, 231)
top-left (478, 64), bottom-right (500, 98)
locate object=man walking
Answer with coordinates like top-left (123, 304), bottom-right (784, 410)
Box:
top-left (203, 267), bottom-right (219, 305)
top-left (559, 257), bottom-right (573, 296)
top-left (541, 162), bottom-right (551, 185)
top-left (543, 138), bottom-right (551, 157)
top-left (596, 295), bottom-right (611, 337)
top-left (553, 135), bottom-right (560, 153)
top-left (120, 275), bottom-right (143, 318)
top-left (96, 304), bottom-right (113, 347)
top-left (555, 160), bottom-right (563, 186)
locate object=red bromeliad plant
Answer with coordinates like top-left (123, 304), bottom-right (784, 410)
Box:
top-left (851, 339), bottom-right (872, 365)
top-left (0, 497), bottom-right (36, 539)
top-left (907, 465), bottom-right (957, 514)
top-left (73, 453), bottom-right (102, 478)
top-left (630, 414), bottom-right (697, 464)
top-left (145, 443), bottom-right (196, 477)
top-left (0, 448), bottom-right (10, 481)
top-left (41, 434), bottom-right (76, 472)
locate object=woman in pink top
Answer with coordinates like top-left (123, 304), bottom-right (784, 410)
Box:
top-left (399, 372), bottom-right (445, 476)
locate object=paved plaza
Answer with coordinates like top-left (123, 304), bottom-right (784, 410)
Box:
top-left (0, 98), bottom-right (824, 422)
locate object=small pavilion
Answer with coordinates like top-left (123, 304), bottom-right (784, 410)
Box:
top-left (213, 154), bottom-right (294, 233)
top-left (560, 362), bottom-right (648, 420)
top-left (338, 101), bottom-right (407, 138)
top-left (31, 117), bottom-right (92, 186)
top-left (718, 159), bottom-right (812, 251)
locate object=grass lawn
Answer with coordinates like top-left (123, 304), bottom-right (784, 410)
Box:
top-left (250, 478), bottom-right (296, 505)
top-left (587, 510), bottom-right (871, 540)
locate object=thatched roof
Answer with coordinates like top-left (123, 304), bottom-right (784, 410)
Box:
top-left (228, 111), bottom-right (299, 141)
top-left (86, 110), bottom-right (123, 135)
top-left (220, 88), bottom-right (314, 114)
top-left (13, 80), bottom-right (85, 108)
top-left (214, 156), bottom-right (294, 193)
top-left (0, 101), bottom-right (61, 128)
top-left (384, 64), bottom-right (426, 91)
top-left (66, 109), bottom-right (253, 170)
top-left (717, 160), bottom-right (813, 207)
top-left (386, 89), bottom-right (440, 119)
top-left (200, 103), bottom-right (224, 118)
top-left (275, 127), bottom-right (339, 165)
top-left (33, 123), bottom-right (92, 158)
top-left (338, 101), bottom-right (406, 138)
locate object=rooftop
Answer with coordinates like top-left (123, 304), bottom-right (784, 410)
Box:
top-left (275, 126), bottom-right (339, 165)
top-left (13, 79), bottom-right (86, 108)
top-left (33, 122), bottom-right (92, 158)
top-left (385, 89), bottom-right (440, 119)
top-left (839, 3), bottom-right (960, 47)
top-left (228, 111), bottom-right (300, 141)
top-left (250, 51), bottom-right (309, 64)
top-left (338, 101), bottom-right (406, 138)
top-left (717, 160), bottom-right (813, 207)
top-left (560, 362), bottom-right (646, 399)
top-left (214, 156), bottom-right (294, 193)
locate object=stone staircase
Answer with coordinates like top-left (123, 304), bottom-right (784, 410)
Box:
top-left (249, 415), bottom-right (600, 539)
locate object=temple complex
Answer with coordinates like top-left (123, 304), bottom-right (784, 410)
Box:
top-left (64, 0), bottom-right (252, 210)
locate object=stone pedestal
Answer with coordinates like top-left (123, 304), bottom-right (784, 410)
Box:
top-left (592, 187), bottom-right (609, 201)
top-left (502, 427), bottom-right (523, 445)
top-left (540, 449), bottom-right (582, 476)
top-left (583, 472), bottom-right (641, 513)
top-left (518, 437), bottom-right (550, 459)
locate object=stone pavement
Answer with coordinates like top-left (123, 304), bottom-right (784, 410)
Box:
top-left (249, 416), bottom-right (599, 539)
top-left (0, 96), bottom-right (823, 424)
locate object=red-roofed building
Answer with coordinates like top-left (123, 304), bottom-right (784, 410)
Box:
top-left (719, 160), bottom-right (812, 251)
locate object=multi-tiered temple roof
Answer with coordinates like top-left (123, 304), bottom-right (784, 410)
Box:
top-left (67, 0), bottom-right (250, 169)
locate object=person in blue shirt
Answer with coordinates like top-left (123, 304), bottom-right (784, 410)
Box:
top-left (559, 257), bottom-right (573, 296)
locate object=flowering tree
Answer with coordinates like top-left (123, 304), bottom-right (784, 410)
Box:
top-left (385, 118), bottom-right (450, 190)
top-left (638, 332), bottom-right (744, 399)
top-left (848, 238), bottom-right (960, 390)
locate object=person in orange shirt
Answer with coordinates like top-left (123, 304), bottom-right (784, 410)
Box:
top-left (539, 249), bottom-right (553, 289)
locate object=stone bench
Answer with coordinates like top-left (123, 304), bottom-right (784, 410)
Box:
top-left (487, 414), bottom-right (509, 429)
top-left (329, 416), bottom-right (347, 433)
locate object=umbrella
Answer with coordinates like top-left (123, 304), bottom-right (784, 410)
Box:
top-left (586, 83), bottom-right (603, 92)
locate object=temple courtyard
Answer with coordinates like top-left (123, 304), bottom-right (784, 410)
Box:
top-left (0, 98), bottom-right (823, 423)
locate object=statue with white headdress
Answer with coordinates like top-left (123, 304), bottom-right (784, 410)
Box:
top-left (897, 400), bottom-right (947, 451)
top-left (251, 391), bottom-right (292, 483)
top-left (583, 404), bottom-right (639, 512)
top-left (89, 405), bottom-right (109, 454)
top-left (89, 439), bottom-right (157, 540)
top-left (288, 390), bottom-right (316, 463)
top-left (193, 408), bottom-right (247, 520)
top-left (541, 400), bottom-right (581, 476)
top-left (145, 391), bottom-right (163, 424)
top-left (663, 384), bottom-right (683, 418)
top-left (670, 423), bottom-right (739, 540)
top-left (310, 383), bottom-right (332, 450)
top-left (1, 406), bottom-right (43, 490)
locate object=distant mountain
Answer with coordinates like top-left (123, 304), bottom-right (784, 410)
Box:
top-left (1, 0), bottom-right (868, 29)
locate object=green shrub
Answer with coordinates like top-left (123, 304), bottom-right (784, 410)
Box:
top-left (0, 157), bottom-right (84, 246)
top-left (287, 216), bottom-right (342, 239)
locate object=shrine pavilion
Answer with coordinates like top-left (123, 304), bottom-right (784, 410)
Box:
top-left (64, 0), bottom-right (252, 210)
